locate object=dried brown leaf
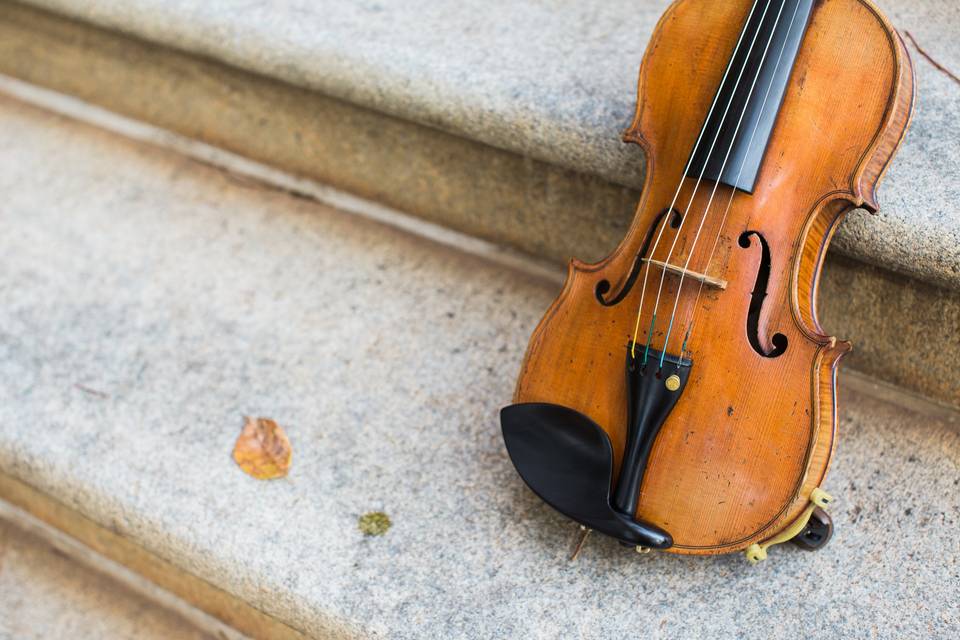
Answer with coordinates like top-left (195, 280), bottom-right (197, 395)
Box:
top-left (232, 417), bottom-right (292, 480)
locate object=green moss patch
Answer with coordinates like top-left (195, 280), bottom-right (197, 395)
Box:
top-left (358, 511), bottom-right (392, 537)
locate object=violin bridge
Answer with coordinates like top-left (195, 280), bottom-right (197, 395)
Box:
top-left (644, 258), bottom-right (727, 290)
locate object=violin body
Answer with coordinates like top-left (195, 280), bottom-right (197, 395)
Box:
top-left (502, 0), bottom-right (913, 555)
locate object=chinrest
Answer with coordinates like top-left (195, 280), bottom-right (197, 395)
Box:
top-left (501, 402), bottom-right (672, 549)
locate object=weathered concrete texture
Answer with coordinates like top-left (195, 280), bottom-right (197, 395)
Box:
top-left (0, 96), bottom-right (958, 639)
top-left (0, 472), bottom-right (311, 640)
top-left (820, 254), bottom-right (960, 403)
top-left (0, 519), bottom-right (215, 640)
top-left (7, 0), bottom-right (960, 290)
top-left (0, 1), bottom-right (637, 268)
top-left (0, 8), bottom-right (955, 404)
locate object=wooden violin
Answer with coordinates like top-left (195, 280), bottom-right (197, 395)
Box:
top-left (501, 0), bottom-right (914, 559)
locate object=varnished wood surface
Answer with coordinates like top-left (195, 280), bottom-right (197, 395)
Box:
top-left (514, 0), bottom-right (914, 554)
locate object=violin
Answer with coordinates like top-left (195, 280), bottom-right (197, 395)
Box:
top-left (501, 0), bottom-right (914, 560)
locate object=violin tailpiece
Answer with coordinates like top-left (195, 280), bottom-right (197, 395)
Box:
top-left (500, 346), bottom-right (691, 549)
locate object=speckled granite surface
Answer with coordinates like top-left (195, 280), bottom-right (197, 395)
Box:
top-left (0, 519), bottom-right (214, 640)
top-left (0, 95), bottom-right (957, 638)
top-left (13, 0), bottom-right (960, 288)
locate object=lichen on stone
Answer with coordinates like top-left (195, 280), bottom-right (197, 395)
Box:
top-left (358, 511), bottom-right (392, 537)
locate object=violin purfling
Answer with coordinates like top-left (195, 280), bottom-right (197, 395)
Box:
top-left (500, 0), bottom-right (914, 560)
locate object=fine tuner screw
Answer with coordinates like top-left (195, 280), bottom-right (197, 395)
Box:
top-left (665, 374), bottom-right (681, 392)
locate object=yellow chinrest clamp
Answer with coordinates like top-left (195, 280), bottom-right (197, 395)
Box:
top-left (745, 488), bottom-right (833, 565)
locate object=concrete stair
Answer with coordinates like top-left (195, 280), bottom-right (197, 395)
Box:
top-left (0, 521), bottom-right (212, 639)
top-left (0, 0), bottom-right (958, 637)
top-left (0, 502), bottom-right (229, 640)
top-left (0, 90), bottom-right (958, 639)
top-left (0, 0), bottom-right (958, 404)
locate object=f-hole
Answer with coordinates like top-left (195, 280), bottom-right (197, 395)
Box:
top-left (738, 230), bottom-right (788, 358)
top-left (596, 207), bottom-right (682, 306)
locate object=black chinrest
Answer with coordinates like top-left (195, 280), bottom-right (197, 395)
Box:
top-left (501, 402), bottom-right (672, 549)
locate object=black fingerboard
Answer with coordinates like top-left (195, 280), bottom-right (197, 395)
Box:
top-left (687, 0), bottom-right (815, 193)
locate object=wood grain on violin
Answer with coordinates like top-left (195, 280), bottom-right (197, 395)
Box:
top-left (501, 0), bottom-right (914, 555)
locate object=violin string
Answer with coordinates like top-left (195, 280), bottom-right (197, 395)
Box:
top-left (640, 0), bottom-right (781, 369)
top-left (678, 0), bottom-right (805, 361)
top-left (628, 0), bottom-right (763, 361)
top-left (655, 0), bottom-right (791, 370)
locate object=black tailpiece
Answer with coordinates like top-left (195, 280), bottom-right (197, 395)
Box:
top-left (501, 345), bottom-right (692, 549)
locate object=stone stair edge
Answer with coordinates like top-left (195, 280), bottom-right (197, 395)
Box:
top-left (0, 471), bottom-right (315, 640)
top-left (6, 0), bottom-right (960, 292)
top-left (1, 76), bottom-right (956, 406)
top-left (0, 489), bottom-right (254, 640)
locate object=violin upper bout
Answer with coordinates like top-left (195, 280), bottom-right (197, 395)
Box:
top-left (619, 0), bottom-right (708, 154)
top-left (852, 21), bottom-right (917, 213)
top-left (621, 0), bottom-right (916, 216)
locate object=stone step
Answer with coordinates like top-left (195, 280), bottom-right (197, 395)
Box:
top-left (0, 0), bottom-right (957, 405)
top-left (0, 90), bottom-right (958, 639)
top-left (0, 506), bottom-right (221, 639)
